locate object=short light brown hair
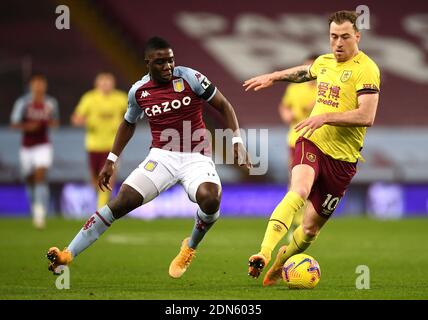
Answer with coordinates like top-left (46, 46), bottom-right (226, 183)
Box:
top-left (328, 11), bottom-right (360, 32)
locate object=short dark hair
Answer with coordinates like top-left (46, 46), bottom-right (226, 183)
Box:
top-left (328, 10), bottom-right (360, 32)
top-left (144, 36), bottom-right (171, 55)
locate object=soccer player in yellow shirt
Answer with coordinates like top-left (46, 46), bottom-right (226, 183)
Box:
top-left (244, 10), bottom-right (380, 285)
top-left (279, 55), bottom-right (317, 242)
top-left (71, 73), bottom-right (127, 208)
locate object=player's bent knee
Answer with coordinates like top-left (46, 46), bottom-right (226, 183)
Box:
top-left (199, 197), bottom-right (221, 215)
top-left (290, 185), bottom-right (311, 199)
top-left (108, 185), bottom-right (144, 219)
top-left (196, 183), bottom-right (221, 214)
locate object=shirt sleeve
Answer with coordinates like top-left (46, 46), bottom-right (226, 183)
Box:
top-left (10, 97), bottom-right (27, 124)
top-left (309, 56), bottom-right (322, 78)
top-left (124, 85), bottom-right (143, 123)
top-left (48, 96), bottom-right (60, 121)
top-left (356, 63), bottom-right (381, 96)
top-left (177, 66), bottom-right (217, 102)
top-left (74, 92), bottom-right (91, 117)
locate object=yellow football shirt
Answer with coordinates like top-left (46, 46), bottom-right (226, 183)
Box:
top-left (281, 82), bottom-right (317, 147)
top-left (74, 89), bottom-right (128, 152)
top-left (308, 51), bottom-right (380, 162)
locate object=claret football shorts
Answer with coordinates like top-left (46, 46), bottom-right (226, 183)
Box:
top-left (292, 137), bottom-right (357, 218)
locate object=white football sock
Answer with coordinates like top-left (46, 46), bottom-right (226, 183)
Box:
top-left (67, 205), bottom-right (115, 257)
top-left (188, 208), bottom-right (220, 249)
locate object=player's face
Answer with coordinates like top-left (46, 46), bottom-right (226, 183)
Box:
top-left (146, 48), bottom-right (175, 84)
top-left (96, 74), bottom-right (115, 94)
top-left (30, 78), bottom-right (47, 96)
top-left (329, 21), bottom-right (360, 62)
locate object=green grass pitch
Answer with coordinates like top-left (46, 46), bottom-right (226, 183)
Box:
top-left (0, 216), bottom-right (427, 300)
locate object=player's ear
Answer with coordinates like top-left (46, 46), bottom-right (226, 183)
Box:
top-left (355, 31), bottom-right (361, 43)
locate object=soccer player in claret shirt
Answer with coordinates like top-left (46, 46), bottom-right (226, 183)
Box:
top-left (244, 10), bottom-right (380, 285)
top-left (10, 74), bottom-right (59, 229)
top-left (47, 37), bottom-right (252, 278)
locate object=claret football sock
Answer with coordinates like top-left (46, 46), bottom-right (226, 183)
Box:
top-left (67, 205), bottom-right (115, 257)
top-left (260, 191), bottom-right (305, 261)
top-left (188, 208), bottom-right (219, 249)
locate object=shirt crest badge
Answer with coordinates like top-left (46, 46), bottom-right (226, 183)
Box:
top-left (306, 152), bottom-right (316, 163)
top-left (144, 160), bottom-right (158, 172)
top-left (173, 78), bottom-right (185, 92)
top-left (340, 70), bottom-right (352, 82)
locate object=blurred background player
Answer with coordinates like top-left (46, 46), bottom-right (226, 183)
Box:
top-left (244, 10), bottom-right (380, 285)
top-left (10, 74), bottom-right (59, 229)
top-left (47, 37), bottom-right (252, 278)
top-left (71, 73), bottom-right (127, 208)
top-left (278, 55), bottom-right (317, 243)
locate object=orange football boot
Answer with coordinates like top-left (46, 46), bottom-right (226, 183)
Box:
top-left (263, 245), bottom-right (288, 286)
top-left (47, 247), bottom-right (73, 275)
top-left (169, 237), bottom-right (196, 279)
top-left (248, 253), bottom-right (270, 279)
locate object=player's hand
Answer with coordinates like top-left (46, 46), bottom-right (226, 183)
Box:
top-left (295, 114), bottom-right (327, 138)
top-left (98, 161), bottom-right (115, 192)
top-left (243, 73), bottom-right (277, 91)
top-left (234, 143), bottom-right (253, 170)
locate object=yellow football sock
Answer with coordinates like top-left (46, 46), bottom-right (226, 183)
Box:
top-left (276, 225), bottom-right (317, 267)
top-left (285, 203), bottom-right (305, 244)
top-left (260, 191), bottom-right (305, 261)
top-left (293, 205), bottom-right (304, 226)
top-left (97, 190), bottom-right (111, 208)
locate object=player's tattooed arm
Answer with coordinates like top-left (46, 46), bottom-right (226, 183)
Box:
top-left (277, 65), bottom-right (316, 83)
top-left (243, 65), bottom-right (315, 91)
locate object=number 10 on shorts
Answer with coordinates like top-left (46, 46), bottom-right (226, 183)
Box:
top-left (321, 194), bottom-right (340, 215)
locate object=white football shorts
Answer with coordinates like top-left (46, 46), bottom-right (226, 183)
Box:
top-left (123, 148), bottom-right (221, 204)
top-left (20, 143), bottom-right (53, 176)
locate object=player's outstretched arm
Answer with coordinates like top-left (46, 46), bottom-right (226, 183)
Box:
top-left (98, 119), bottom-right (136, 191)
top-left (295, 93), bottom-right (379, 138)
top-left (243, 65), bottom-right (315, 92)
top-left (208, 90), bottom-right (252, 170)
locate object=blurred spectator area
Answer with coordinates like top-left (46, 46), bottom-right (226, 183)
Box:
top-left (1, 0), bottom-right (428, 126)
top-left (0, 0), bottom-right (145, 125)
